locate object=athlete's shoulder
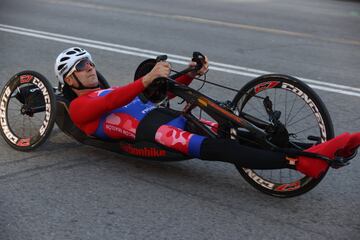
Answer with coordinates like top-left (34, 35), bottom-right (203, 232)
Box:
top-left (87, 87), bottom-right (116, 98)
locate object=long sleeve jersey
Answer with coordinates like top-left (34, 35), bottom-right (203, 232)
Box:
top-left (69, 75), bottom-right (193, 138)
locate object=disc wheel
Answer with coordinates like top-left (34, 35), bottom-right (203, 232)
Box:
top-left (232, 74), bottom-right (334, 197)
top-left (0, 71), bottom-right (56, 151)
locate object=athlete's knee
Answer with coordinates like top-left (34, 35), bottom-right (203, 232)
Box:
top-left (155, 125), bottom-right (206, 157)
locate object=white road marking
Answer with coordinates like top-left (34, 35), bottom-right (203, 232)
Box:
top-left (1, 23), bottom-right (360, 97)
top-left (41, 0), bottom-right (360, 46)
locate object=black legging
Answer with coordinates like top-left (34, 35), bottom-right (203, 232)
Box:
top-left (137, 108), bottom-right (289, 169)
top-left (200, 138), bottom-right (289, 169)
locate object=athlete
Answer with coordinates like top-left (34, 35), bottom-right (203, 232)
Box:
top-left (55, 47), bottom-right (360, 178)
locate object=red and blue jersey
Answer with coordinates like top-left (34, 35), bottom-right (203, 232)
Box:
top-left (68, 75), bottom-right (211, 158)
top-left (69, 78), bottom-right (147, 137)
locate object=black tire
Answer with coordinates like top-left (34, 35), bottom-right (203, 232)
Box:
top-left (0, 71), bottom-right (56, 151)
top-left (231, 74), bottom-right (334, 197)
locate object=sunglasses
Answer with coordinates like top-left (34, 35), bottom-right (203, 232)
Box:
top-left (66, 58), bottom-right (95, 78)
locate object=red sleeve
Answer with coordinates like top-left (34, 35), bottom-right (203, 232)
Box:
top-left (175, 74), bottom-right (193, 85)
top-left (167, 74), bottom-right (194, 99)
top-left (69, 78), bottom-right (145, 125)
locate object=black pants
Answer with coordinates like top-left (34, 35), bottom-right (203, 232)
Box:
top-left (136, 108), bottom-right (289, 169)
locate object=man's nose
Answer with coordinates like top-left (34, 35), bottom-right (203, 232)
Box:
top-left (86, 62), bottom-right (94, 71)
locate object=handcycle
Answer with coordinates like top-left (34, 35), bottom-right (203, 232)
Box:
top-left (0, 52), bottom-right (356, 197)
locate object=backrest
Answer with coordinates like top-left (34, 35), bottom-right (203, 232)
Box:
top-left (55, 96), bottom-right (90, 142)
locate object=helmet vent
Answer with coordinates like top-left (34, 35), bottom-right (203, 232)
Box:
top-left (60, 57), bottom-right (70, 62)
top-left (57, 63), bottom-right (66, 71)
top-left (66, 51), bottom-right (76, 55)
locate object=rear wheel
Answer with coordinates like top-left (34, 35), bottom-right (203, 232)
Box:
top-left (0, 71), bottom-right (56, 151)
top-left (232, 74), bottom-right (334, 197)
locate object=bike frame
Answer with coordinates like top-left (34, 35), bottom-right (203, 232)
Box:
top-left (164, 70), bottom-right (355, 167)
top-left (168, 78), bottom-right (268, 141)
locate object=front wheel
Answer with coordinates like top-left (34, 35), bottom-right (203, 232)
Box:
top-left (0, 71), bottom-right (56, 151)
top-left (231, 74), bottom-right (334, 197)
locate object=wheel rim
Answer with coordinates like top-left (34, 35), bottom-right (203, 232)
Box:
top-left (234, 78), bottom-right (331, 195)
top-left (1, 74), bottom-right (53, 148)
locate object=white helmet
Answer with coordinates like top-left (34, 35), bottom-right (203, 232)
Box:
top-left (55, 47), bottom-right (93, 83)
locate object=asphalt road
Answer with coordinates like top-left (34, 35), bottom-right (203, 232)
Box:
top-left (1, 0), bottom-right (360, 239)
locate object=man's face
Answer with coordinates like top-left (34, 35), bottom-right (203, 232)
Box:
top-left (65, 58), bottom-right (99, 88)
top-left (73, 59), bottom-right (99, 88)
top-left (74, 69), bottom-right (98, 88)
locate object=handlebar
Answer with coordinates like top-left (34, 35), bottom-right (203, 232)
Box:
top-left (154, 52), bottom-right (239, 92)
top-left (155, 51), bottom-right (206, 79)
top-left (137, 52), bottom-right (208, 103)
top-left (192, 51), bottom-right (206, 71)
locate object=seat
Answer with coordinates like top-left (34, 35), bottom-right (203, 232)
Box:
top-left (55, 95), bottom-right (90, 142)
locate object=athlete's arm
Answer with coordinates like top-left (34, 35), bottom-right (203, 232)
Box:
top-left (166, 75), bottom-right (193, 100)
top-left (168, 56), bottom-right (209, 99)
top-left (70, 61), bottom-right (170, 125)
top-left (175, 56), bottom-right (209, 86)
top-left (69, 79), bottom-right (145, 125)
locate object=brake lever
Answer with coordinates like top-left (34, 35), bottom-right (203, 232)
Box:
top-left (192, 51), bottom-right (206, 70)
top-left (156, 55), bottom-right (168, 62)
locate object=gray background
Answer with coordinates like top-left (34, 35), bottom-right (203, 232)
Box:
top-left (1, 0), bottom-right (360, 239)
